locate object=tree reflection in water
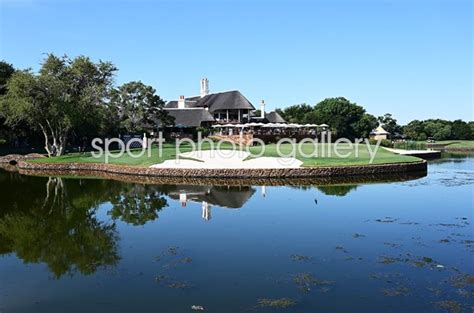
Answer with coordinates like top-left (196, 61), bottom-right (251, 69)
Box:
top-left (108, 184), bottom-right (168, 225)
top-left (288, 184), bottom-right (358, 197)
top-left (0, 172), bottom-right (168, 278)
top-left (315, 185), bottom-right (358, 197)
top-left (0, 175), bottom-right (121, 278)
top-left (0, 169), bottom-right (421, 278)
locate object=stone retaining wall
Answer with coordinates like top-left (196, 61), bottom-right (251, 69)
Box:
top-left (444, 148), bottom-right (474, 153)
top-left (17, 160), bottom-right (427, 179)
top-left (0, 153), bottom-right (45, 164)
top-left (407, 151), bottom-right (441, 159)
top-left (14, 166), bottom-right (427, 186)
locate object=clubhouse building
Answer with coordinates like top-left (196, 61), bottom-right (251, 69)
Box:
top-left (163, 78), bottom-right (286, 128)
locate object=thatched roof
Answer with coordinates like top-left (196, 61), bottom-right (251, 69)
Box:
top-left (165, 96), bottom-right (201, 109)
top-left (165, 90), bottom-right (255, 112)
top-left (370, 125), bottom-right (390, 135)
top-left (265, 111), bottom-right (286, 123)
top-left (162, 108), bottom-right (214, 128)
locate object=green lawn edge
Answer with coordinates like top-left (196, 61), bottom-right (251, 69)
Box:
top-left (28, 143), bottom-right (422, 168)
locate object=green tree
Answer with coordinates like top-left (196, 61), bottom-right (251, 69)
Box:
top-left (109, 81), bottom-right (173, 134)
top-left (401, 119), bottom-right (474, 141)
top-left (1, 54), bottom-right (116, 156)
top-left (377, 113), bottom-right (401, 135)
top-left (0, 60), bottom-right (15, 95)
top-left (276, 103), bottom-right (313, 124)
top-left (306, 97), bottom-right (367, 139)
top-left (423, 120), bottom-right (452, 140)
top-left (0, 61), bottom-right (15, 143)
top-left (433, 124), bottom-right (452, 141)
top-left (469, 122), bottom-right (474, 139)
top-left (402, 120), bottom-right (425, 140)
top-left (451, 119), bottom-right (472, 140)
top-left (354, 113), bottom-right (378, 138)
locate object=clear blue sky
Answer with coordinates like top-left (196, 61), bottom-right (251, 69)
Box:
top-left (1, 0), bottom-right (472, 124)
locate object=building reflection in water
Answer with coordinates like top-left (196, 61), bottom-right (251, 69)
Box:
top-left (167, 185), bottom-right (257, 221)
top-left (201, 201), bottom-right (211, 221)
top-left (1, 167), bottom-right (419, 279)
top-left (165, 182), bottom-right (371, 220)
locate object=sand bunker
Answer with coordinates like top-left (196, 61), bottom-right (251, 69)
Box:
top-left (149, 151), bottom-right (303, 169)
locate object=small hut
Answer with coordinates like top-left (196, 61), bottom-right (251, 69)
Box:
top-left (370, 125), bottom-right (390, 140)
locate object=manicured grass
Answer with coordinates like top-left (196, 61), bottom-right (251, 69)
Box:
top-left (247, 143), bottom-right (419, 166)
top-left (395, 140), bottom-right (474, 151)
top-left (31, 143), bottom-right (197, 167)
top-left (31, 142), bottom-right (420, 167)
top-left (431, 140), bottom-right (474, 148)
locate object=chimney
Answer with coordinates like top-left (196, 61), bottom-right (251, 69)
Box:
top-left (260, 100), bottom-right (265, 118)
top-left (200, 78), bottom-right (209, 98)
top-left (178, 95), bottom-right (185, 109)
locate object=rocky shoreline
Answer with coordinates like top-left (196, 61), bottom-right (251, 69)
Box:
top-left (12, 166), bottom-right (427, 186)
top-left (0, 153), bottom-right (45, 164)
top-left (443, 147), bottom-right (474, 153)
top-left (16, 159), bottom-right (427, 179)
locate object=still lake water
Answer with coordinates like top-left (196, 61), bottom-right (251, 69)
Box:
top-left (0, 155), bottom-right (473, 313)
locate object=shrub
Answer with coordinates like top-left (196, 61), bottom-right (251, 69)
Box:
top-left (368, 139), bottom-right (393, 147)
top-left (0, 139), bottom-right (6, 145)
top-left (196, 127), bottom-right (210, 137)
top-left (394, 141), bottom-right (426, 150)
top-left (207, 136), bottom-right (221, 142)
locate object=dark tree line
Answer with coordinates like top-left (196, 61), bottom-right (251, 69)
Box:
top-left (276, 97), bottom-right (378, 140)
top-left (402, 119), bottom-right (474, 141)
top-left (0, 55), bottom-right (174, 156)
top-left (1, 55), bottom-right (472, 151)
top-left (276, 99), bottom-right (472, 141)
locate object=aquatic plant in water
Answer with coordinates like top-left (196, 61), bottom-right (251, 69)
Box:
top-left (381, 286), bottom-right (410, 297)
top-left (449, 274), bottom-right (474, 289)
top-left (434, 300), bottom-right (463, 313)
top-left (290, 254), bottom-right (312, 262)
top-left (293, 273), bottom-right (335, 293)
top-left (257, 298), bottom-right (297, 309)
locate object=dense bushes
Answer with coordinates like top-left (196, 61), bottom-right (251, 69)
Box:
top-left (277, 98), bottom-right (378, 140)
top-left (403, 119), bottom-right (474, 141)
top-left (275, 100), bottom-right (472, 141)
top-left (0, 139), bottom-right (6, 145)
top-left (368, 139), bottom-right (428, 150)
top-left (195, 127), bottom-right (210, 137)
top-left (368, 139), bottom-right (393, 147)
top-left (393, 141), bottom-right (426, 150)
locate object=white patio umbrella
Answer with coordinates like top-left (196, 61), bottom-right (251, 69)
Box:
top-left (212, 124), bottom-right (222, 128)
top-left (262, 123), bottom-right (277, 128)
top-left (319, 123), bottom-right (329, 128)
top-left (245, 122), bottom-right (259, 127)
top-left (222, 124), bottom-right (236, 127)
